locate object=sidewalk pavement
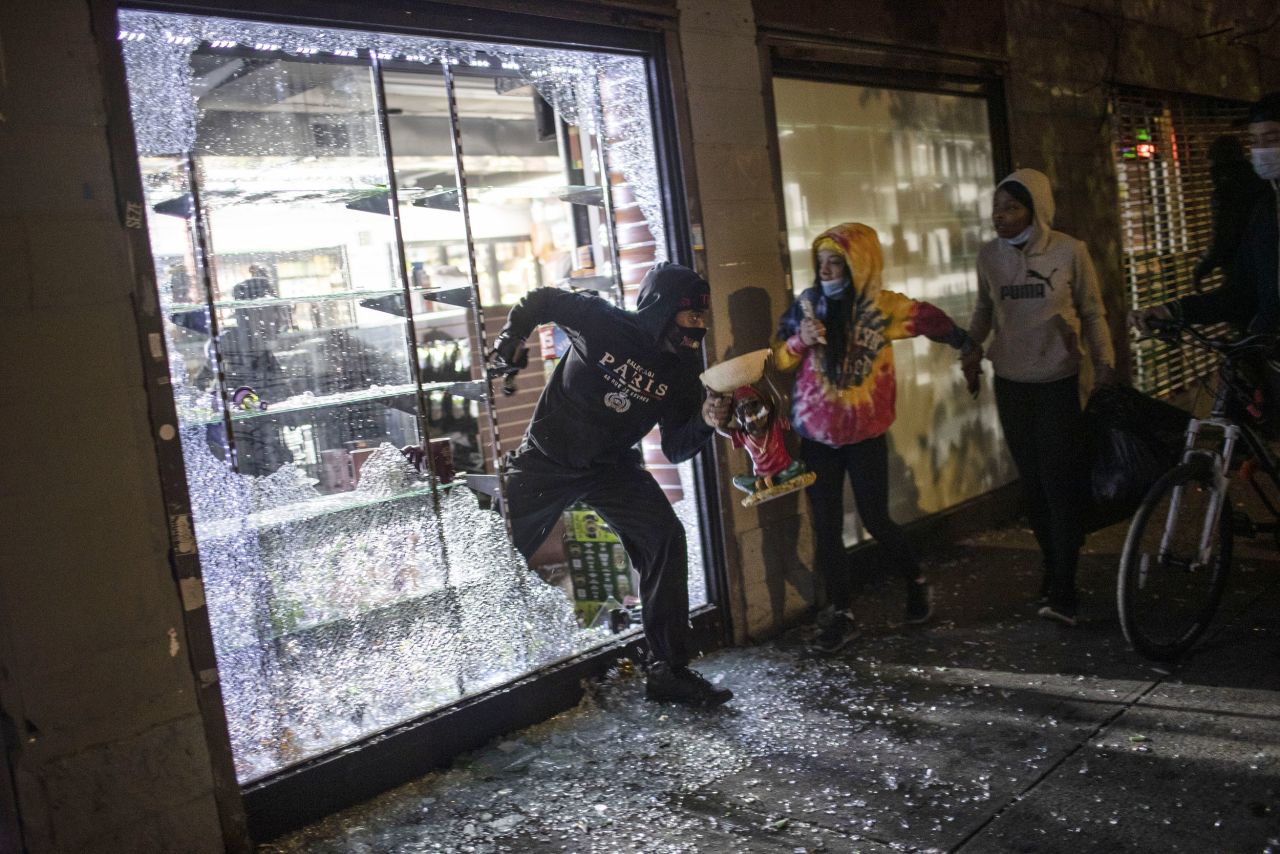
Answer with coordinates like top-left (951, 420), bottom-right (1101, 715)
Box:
top-left (265, 513), bottom-right (1280, 854)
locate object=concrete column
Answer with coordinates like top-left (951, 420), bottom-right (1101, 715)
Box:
top-left (0, 1), bottom-right (226, 850)
top-left (677, 0), bottom-right (816, 642)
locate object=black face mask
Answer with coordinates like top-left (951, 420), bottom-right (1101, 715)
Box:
top-left (669, 324), bottom-right (707, 349)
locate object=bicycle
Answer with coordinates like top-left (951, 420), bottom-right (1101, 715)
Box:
top-left (1118, 317), bottom-right (1280, 660)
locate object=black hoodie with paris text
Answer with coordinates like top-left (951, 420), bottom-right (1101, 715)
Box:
top-left (498, 262), bottom-right (714, 469)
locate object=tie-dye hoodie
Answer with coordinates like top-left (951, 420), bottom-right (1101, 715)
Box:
top-left (773, 223), bottom-right (972, 447)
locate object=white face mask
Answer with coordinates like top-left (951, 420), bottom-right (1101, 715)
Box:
top-left (1001, 225), bottom-right (1033, 247)
top-left (1252, 147), bottom-right (1280, 181)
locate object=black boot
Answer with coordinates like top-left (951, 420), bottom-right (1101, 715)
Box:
top-left (645, 662), bottom-right (733, 707)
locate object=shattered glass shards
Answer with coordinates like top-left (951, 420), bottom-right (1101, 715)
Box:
top-left (186, 422), bottom-right (596, 780)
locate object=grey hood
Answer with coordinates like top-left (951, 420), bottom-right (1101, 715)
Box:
top-left (997, 168), bottom-right (1055, 253)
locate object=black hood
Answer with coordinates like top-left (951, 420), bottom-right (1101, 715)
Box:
top-left (634, 262), bottom-right (710, 342)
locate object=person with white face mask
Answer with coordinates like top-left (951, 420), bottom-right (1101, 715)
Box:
top-left (963, 168), bottom-right (1116, 628)
top-left (1130, 92), bottom-right (1280, 335)
top-left (1191, 135), bottom-right (1266, 293)
top-left (1252, 115), bottom-right (1280, 181)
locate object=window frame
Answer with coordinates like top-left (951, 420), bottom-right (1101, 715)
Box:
top-left (94, 0), bottom-right (727, 842)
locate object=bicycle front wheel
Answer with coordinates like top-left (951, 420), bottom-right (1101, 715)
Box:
top-left (1117, 457), bottom-right (1233, 661)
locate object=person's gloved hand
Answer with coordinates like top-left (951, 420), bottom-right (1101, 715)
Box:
top-left (702, 392), bottom-right (732, 429)
top-left (491, 332), bottom-right (524, 369)
top-left (1128, 305), bottom-right (1173, 335)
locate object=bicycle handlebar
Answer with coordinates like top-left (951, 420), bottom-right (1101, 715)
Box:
top-left (1141, 315), bottom-right (1277, 359)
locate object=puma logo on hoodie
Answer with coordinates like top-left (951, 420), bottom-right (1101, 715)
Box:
top-left (1001, 267), bottom-right (1058, 300)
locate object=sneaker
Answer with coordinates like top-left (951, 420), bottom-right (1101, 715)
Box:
top-left (811, 609), bottom-right (860, 653)
top-left (1037, 605), bottom-right (1078, 627)
top-left (645, 663), bottom-right (733, 707)
top-left (905, 580), bottom-right (933, 625)
top-left (1036, 574), bottom-right (1052, 605)
top-left (813, 605), bottom-right (839, 629)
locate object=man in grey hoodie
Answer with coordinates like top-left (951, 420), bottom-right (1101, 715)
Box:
top-left (963, 168), bottom-right (1116, 626)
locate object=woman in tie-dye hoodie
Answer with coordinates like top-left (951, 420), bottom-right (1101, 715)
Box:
top-left (774, 222), bottom-right (978, 653)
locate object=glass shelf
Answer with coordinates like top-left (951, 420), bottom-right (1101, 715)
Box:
top-left (265, 585), bottom-right (450, 645)
top-left (554, 275), bottom-right (614, 291)
top-left (406, 183), bottom-right (605, 211)
top-left (412, 307), bottom-right (468, 325)
top-left (155, 182), bottom-right (603, 217)
top-left (166, 287), bottom-right (409, 313)
top-left (164, 309), bottom-right (468, 353)
top-left (179, 381), bottom-right (469, 426)
top-left (153, 185), bottom-right (434, 216)
top-left (555, 185), bottom-right (604, 206)
top-left (210, 579), bottom-right (464, 652)
top-left (454, 183), bottom-right (602, 204)
top-left (167, 296), bottom-right (473, 326)
top-left (195, 479), bottom-right (462, 541)
top-left (229, 383), bottom-right (420, 421)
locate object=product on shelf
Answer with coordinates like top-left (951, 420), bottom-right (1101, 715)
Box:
top-left (319, 449), bottom-right (355, 492)
top-left (562, 505), bottom-right (639, 627)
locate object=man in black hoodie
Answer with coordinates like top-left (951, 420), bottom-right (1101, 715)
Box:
top-left (1191, 135), bottom-right (1266, 293)
top-left (490, 262), bottom-right (732, 707)
top-left (1132, 93), bottom-right (1280, 333)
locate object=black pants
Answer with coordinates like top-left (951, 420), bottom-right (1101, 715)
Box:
top-left (801, 434), bottom-right (919, 611)
top-left (505, 446), bottom-right (691, 667)
top-left (994, 375), bottom-right (1088, 610)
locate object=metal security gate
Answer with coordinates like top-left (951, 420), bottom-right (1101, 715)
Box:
top-left (1112, 89), bottom-right (1248, 396)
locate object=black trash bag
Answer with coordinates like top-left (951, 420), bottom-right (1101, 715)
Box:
top-left (1087, 384), bottom-right (1191, 444)
top-left (1083, 386), bottom-right (1190, 532)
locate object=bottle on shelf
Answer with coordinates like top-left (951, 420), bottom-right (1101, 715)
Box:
top-left (411, 262), bottom-right (431, 313)
top-left (570, 245), bottom-right (595, 279)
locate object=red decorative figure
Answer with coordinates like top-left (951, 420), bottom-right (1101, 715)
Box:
top-left (701, 349), bottom-right (815, 507)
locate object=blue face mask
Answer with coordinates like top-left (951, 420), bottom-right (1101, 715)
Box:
top-left (1001, 225), bottom-right (1033, 247)
top-left (820, 276), bottom-right (850, 299)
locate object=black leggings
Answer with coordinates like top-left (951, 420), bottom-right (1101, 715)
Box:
top-left (994, 375), bottom-right (1088, 609)
top-left (802, 434), bottom-right (919, 611)
top-left (505, 446), bottom-right (691, 667)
